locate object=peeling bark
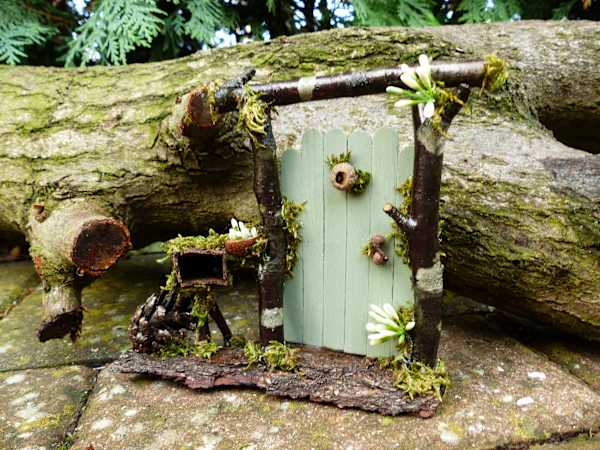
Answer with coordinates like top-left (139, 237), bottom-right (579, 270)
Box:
top-left (0, 21), bottom-right (599, 340)
top-left (112, 347), bottom-right (441, 417)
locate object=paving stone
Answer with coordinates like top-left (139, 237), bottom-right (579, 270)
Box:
top-left (0, 261), bottom-right (38, 319)
top-left (519, 336), bottom-right (600, 394)
top-left (0, 256), bottom-right (169, 372)
top-left (531, 433), bottom-right (600, 449)
top-left (71, 315), bottom-right (600, 450)
top-left (0, 365), bottom-right (95, 450)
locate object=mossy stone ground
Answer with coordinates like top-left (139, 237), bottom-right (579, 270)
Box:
top-left (0, 256), bottom-right (599, 449)
top-left (0, 260), bottom-right (38, 318)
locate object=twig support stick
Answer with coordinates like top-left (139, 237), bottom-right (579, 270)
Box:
top-left (251, 115), bottom-right (286, 345)
top-left (385, 84), bottom-right (471, 366)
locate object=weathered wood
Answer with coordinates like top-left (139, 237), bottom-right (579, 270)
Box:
top-left (385, 86), bottom-right (471, 365)
top-left (112, 347), bottom-right (441, 417)
top-left (0, 22), bottom-right (599, 340)
top-left (29, 199), bottom-right (131, 341)
top-left (252, 117), bottom-right (286, 345)
top-left (190, 62), bottom-right (486, 123)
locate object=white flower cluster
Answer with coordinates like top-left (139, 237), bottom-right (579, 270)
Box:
top-left (228, 218), bottom-right (258, 241)
top-left (386, 54), bottom-right (436, 118)
top-left (366, 303), bottom-right (415, 346)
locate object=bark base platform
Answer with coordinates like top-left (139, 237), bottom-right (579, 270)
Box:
top-left (112, 346), bottom-right (442, 417)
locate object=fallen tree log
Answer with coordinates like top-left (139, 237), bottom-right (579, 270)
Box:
top-left (0, 21), bottom-right (598, 340)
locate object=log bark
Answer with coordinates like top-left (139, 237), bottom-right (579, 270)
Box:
top-left (29, 199), bottom-right (131, 341)
top-left (111, 347), bottom-right (441, 417)
top-left (0, 21), bottom-right (599, 340)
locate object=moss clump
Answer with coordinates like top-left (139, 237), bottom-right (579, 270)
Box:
top-left (326, 151), bottom-right (351, 167)
top-left (282, 197), bottom-right (305, 277)
top-left (195, 340), bottom-right (220, 359)
top-left (391, 360), bottom-right (450, 400)
top-left (157, 338), bottom-right (220, 359)
top-left (237, 85), bottom-right (270, 145)
top-left (483, 55), bottom-right (509, 92)
top-left (263, 341), bottom-right (299, 372)
top-left (361, 239), bottom-right (377, 257)
top-left (190, 287), bottom-right (213, 334)
top-left (243, 340), bottom-right (264, 368)
top-left (243, 340), bottom-right (299, 372)
top-left (326, 151), bottom-right (371, 194)
top-left (229, 334), bottom-right (247, 348)
top-left (387, 177), bottom-right (412, 264)
top-left (162, 229), bottom-right (228, 255)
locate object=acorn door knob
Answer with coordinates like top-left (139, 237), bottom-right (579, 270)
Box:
top-left (371, 234), bottom-right (388, 265)
top-left (330, 162), bottom-right (357, 192)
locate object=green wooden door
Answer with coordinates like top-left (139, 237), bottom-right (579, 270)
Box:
top-left (281, 128), bottom-right (414, 357)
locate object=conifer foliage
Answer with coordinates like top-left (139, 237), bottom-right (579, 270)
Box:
top-left (0, 0), bottom-right (597, 66)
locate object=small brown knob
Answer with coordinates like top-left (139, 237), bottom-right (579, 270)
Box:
top-left (330, 162), bottom-right (357, 192)
top-left (370, 234), bottom-right (388, 265)
top-left (372, 234), bottom-right (385, 246)
top-left (372, 251), bottom-right (388, 265)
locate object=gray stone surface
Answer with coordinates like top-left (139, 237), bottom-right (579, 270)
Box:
top-left (0, 365), bottom-right (94, 450)
top-left (0, 256), bottom-right (168, 372)
top-left (71, 315), bottom-right (600, 450)
top-left (521, 336), bottom-right (600, 394)
top-left (532, 433), bottom-right (600, 449)
top-left (0, 260), bottom-right (38, 318)
top-left (1, 257), bottom-right (599, 449)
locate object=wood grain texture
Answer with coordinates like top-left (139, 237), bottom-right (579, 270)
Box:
top-left (281, 148), bottom-right (304, 344)
top-left (323, 129), bottom-right (348, 351)
top-left (344, 131), bottom-right (373, 355)
top-left (282, 129), bottom-right (413, 356)
top-left (112, 348), bottom-right (441, 417)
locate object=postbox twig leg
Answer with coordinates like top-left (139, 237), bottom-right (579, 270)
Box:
top-left (209, 303), bottom-right (232, 345)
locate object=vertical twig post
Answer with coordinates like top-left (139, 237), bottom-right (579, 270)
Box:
top-left (385, 85), bottom-right (471, 366)
top-left (251, 114), bottom-right (287, 345)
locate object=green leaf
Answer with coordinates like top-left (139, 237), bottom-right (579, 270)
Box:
top-left (457, 0), bottom-right (523, 23)
top-left (65, 0), bottom-right (166, 66)
top-left (0, 0), bottom-right (56, 65)
top-left (353, 0), bottom-right (439, 27)
top-left (183, 0), bottom-right (230, 43)
top-left (552, 0), bottom-right (578, 19)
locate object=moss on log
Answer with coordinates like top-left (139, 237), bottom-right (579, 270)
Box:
top-left (0, 21), bottom-right (599, 340)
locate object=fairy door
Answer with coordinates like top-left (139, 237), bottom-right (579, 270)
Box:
top-left (281, 128), bottom-right (414, 357)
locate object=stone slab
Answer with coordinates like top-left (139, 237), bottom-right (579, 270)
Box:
top-left (0, 255), bottom-right (169, 372)
top-left (72, 315), bottom-right (600, 450)
top-left (531, 433), bottom-right (600, 449)
top-left (520, 336), bottom-right (600, 394)
top-left (0, 365), bottom-right (95, 450)
top-left (0, 260), bottom-right (38, 319)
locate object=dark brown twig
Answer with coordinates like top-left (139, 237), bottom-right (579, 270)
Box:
top-left (251, 115), bottom-right (286, 345)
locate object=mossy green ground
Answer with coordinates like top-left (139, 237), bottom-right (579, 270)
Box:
top-left (1, 256), bottom-right (600, 449)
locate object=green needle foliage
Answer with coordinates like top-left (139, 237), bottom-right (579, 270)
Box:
top-left (0, 0), bottom-right (597, 66)
top-left (0, 0), bottom-right (56, 65)
top-left (66, 0), bottom-right (167, 66)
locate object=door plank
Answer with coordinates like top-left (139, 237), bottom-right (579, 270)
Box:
top-left (301, 129), bottom-right (325, 347)
top-left (367, 128), bottom-right (399, 357)
top-left (322, 129), bottom-right (348, 351)
top-left (281, 147), bottom-right (305, 344)
top-left (343, 130), bottom-right (373, 355)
